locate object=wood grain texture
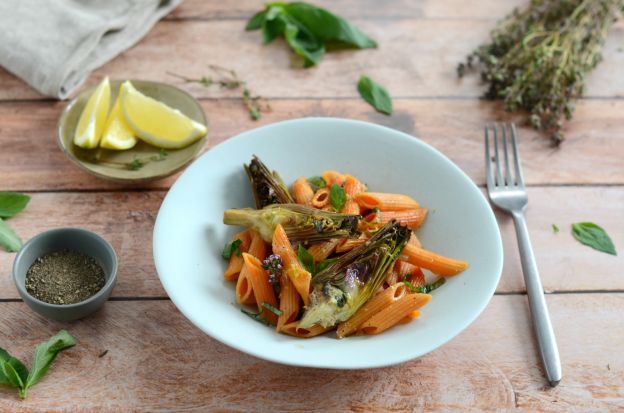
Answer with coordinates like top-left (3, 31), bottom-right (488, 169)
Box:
top-left (0, 98), bottom-right (623, 192)
top-left (0, 295), bottom-right (622, 412)
top-left (0, 188), bottom-right (621, 299)
top-left (0, 18), bottom-right (623, 101)
top-left (168, 0), bottom-right (528, 20)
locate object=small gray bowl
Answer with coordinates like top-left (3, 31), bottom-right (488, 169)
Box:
top-left (13, 228), bottom-right (118, 321)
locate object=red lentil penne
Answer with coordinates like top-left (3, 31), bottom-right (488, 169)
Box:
top-left (282, 322), bottom-right (334, 338)
top-left (322, 170), bottom-right (346, 186)
top-left (336, 234), bottom-right (368, 253)
top-left (242, 253), bottom-right (279, 325)
top-left (376, 209), bottom-right (428, 229)
top-left (277, 274), bottom-right (300, 332)
top-left (354, 192), bottom-right (420, 211)
top-left (248, 230), bottom-right (268, 262)
top-left (292, 177), bottom-right (315, 206)
top-left (311, 188), bottom-right (330, 208)
top-left (224, 230), bottom-right (252, 281)
top-left (235, 262), bottom-right (256, 305)
top-left (400, 244), bottom-right (469, 276)
top-left (307, 238), bottom-right (340, 262)
top-left (272, 224), bottom-right (311, 305)
top-left (359, 293), bottom-right (432, 335)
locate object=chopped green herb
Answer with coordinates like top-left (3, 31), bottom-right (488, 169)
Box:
top-left (552, 224), bottom-right (560, 234)
top-left (572, 222), bottom-right (616, 255)
top-left (298, 245), bottom-right (316, 274)
top-left (241, 308), bottom-right (270, 325)
top-left (357, 75), bottom-right (393, 115)
top-left (261, 302), bottom-right (283, 316)
top-left (329, 184), bottom-right (347, 212)
top-left (246, 2), bottom-right (377, 67)
top-left (222, 239), bottom-right (243, 260)
top-left (307, 176), bottom-right (327, 191)
top-left (0, 192), bottom-right (30, 219)
top-left (0, 330), bottom-right (75, 399)
top-left (403, 275), bottom-right (446, 293)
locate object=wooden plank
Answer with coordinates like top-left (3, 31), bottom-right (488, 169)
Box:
top-left (0, 295), bottom-right (621, 411)
top-left (0, 98), bottom-right (622, 192)
top-left (1, 19), bottom-right (623, 101)
top-left (168, 0), bottom-right (527, 20)
top-left (0, 187), bottom-right (621, 299)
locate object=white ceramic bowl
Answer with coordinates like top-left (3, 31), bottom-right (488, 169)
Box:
top-left (153, 118), bottom-right (503, 368)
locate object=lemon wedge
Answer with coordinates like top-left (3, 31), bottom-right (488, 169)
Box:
top-left (120, 81), bottom-right (207, 149)
top-left (100, 89), bottom-right (138, 150)
top-left (74, 77), bottom-right (111, 149)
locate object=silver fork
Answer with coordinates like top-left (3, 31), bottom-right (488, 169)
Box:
top-left (485, 123), bottom-right (562, 387)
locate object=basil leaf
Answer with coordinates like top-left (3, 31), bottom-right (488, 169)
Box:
top-left (261, 302), bottom-right (283, 316)
top-left (298, 245), bottom-right (316, 274)
top-left (284, 2), bottom-right (377, 48)
top-left (0, 218), bottom-right (22, 252)
top-left (552, 224), bottom-right (559, 233)
top-left (317, 257), bottom-right (337, 272)
top-left (222, 239), bottom-right (243, 260)
top-left (0, 348), bottom-right (28, 388)
top-left (246, 10), bottom-right (267, 30)
top-left (0, 192), bottom-right (30, 219)
top-left (403, 276), bottom-right (446, 294)
top-left (307, 176), bottom-right (326, 191)
top-left (22, 330), bottom-right (75, 398)
top-left (284, 22), bottom-right (325, 67)
top-left (329, 184), bottom-right (347, 212)
top-left (358, 75), bottom-right (393, 115)
top-left (572, 222), bottom-right (616, 255)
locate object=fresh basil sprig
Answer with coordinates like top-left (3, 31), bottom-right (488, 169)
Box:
top-left (246, 2), bottom-right (377, 67)
top-left (357, 75), bottom-right (393, 115)
top-left (0, 191), bottom-right (29, 252)
top-left (298, 245), bottom-right (316, 274)
top-left (329, 184), bottom-right (347, 212)
top-left (572, 222), bottom-right (616, 255)
top-left (0, 330), bottom-right (76, 399)
top-left (307, 176), bottom-right (326, 191)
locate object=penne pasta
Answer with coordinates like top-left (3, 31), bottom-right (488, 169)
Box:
top-left (398, 310), bottom-right (421, 325)
top-left (341, 199), bottom-right (361, 215)
top-left (235, 263), bottom-right (256, 305)
top-left (282, 322), bottom-right (334, 338)
top-left (354, 192), bottom-right (420, 211)
top-left (394, 261), bottom-right (425, 287)
top-left (242, 253), bottom-right (279, 325)
top-left (224, 230), bottom-right (252, 281)
top-left (277, 274), bottom-right (301, 331)
top-left (343, 174), bottom-right (365, 197)
top-left (337, 282), bottom-right (408, 338)
top-left (400, 244), bottom-right (469, 276)
top-left (322, 170), bottom-right (346, 186)
top-left (336, 234), bottom-right (368, 253)
top-left (359, 293), bottom-right (432, 335)
top-left (383, 268), bottom-right (400, 287)
top-left (272, 224), bottom-right (312, 305)
top-left (248, 230), bottom-right (268, 261)
top-left (292, 177), bottom-right (315, 206)
top-left (307, 238), bottom-right (340, 262)
top-left (376, 209), bottom-right (428, 229)
top-left (311, 188), bottom-right (330, 208)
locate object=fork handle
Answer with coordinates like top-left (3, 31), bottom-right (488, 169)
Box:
top-left (512, 211), bottom-right (562, 386)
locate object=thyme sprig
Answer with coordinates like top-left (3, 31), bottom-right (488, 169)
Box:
top-left (458, 0), bottom-right (623, 144)
top-left (91, 148), bottom-right (168, 170)
top-left (168, 65), bottom-right (270, 121)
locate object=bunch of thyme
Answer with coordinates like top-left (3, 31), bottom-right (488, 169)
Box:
top-left (168, 65), bottom-right (270, 120)
top-left (458, 0), bottom-right (623, 144)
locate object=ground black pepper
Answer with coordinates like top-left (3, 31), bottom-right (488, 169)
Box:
top-left (25, 250), bottom-right (105, 305)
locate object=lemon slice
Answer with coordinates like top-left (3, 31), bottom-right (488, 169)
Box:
top-left (120, 81), bottom-right (207, 149)
top-left (74, 77), bottom-right (111, 149)
top-left (100, 89), bottom-right (138, 150)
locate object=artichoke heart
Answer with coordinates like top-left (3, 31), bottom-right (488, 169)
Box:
top-left (298, 220), bottom-right (411, 329)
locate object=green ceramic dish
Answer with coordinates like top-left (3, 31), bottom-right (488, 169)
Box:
top-left (57, 79), bottom-right (208, 183)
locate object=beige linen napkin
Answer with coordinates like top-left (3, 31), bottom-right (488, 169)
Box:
top-left (0, 0), bottom-right (182, 99)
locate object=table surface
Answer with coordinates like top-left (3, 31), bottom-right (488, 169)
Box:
top-left (1, 1), bottom-right (623, 411)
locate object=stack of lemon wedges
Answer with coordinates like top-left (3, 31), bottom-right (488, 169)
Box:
top-left (73, 78), bottom-right (207, 150)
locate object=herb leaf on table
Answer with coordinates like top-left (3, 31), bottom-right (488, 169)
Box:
top-left (0, 218), bottom-right (22, 252)
top-left (0, 192), bottom-right (30, 218)
top-left (572, 222), bottom-right (616, 256)
top-left (0, 330), bottom-right (76, 399)
top-left (246, 2), bottom-right (377, 67)
top-left (357, 75), bottom-right (393, 115)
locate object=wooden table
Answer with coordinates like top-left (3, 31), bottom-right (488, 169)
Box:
top-left (1, 1), bottom-right (622, 411)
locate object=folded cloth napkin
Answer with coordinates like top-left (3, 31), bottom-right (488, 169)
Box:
top-left (0, 0), bottom-right (182, 99)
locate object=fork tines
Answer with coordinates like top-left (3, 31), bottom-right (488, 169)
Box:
top-left (484, 123), bottom-right (525, 189)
